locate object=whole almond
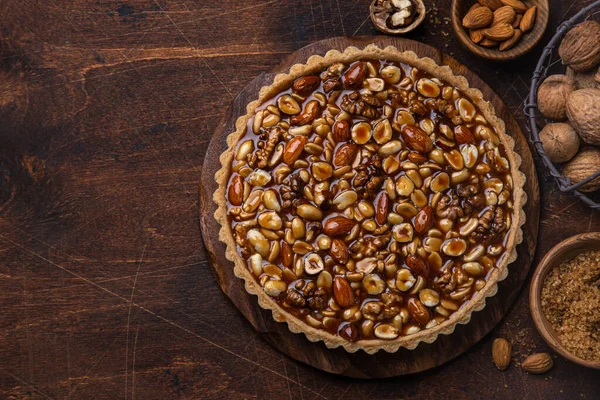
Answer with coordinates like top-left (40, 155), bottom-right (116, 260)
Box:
top-left (454, 125), bottom-right (476, 144)
top-left (492, 6), bottom-right (516, 25)
top-left (407, 298), bottom-right (431, 325)
top-left (462, 6), bottom-right (493, 29)
top-left (283, 136), bottom-right (307, 164)
top-left (342, 62), bottom-right (367, 89)
top-left (332, 120), bottom-right (351, 142)
top-left (408, 152), bottom-right (428, 164)
top-left (329, 239), bottom-right (349, 264)
top-left (469, 2), bottom-right (482, 12)
top-left (413, 206), bottom-right (434, 235)
top-left (470, 29), bottom-right (485, 43)
top-left (483, 23), bottom-right (514, 41)
top-left (520, 6), bottom-right (536, 33)
top-left (333, 277), bottom-right (355, 307)
top-left (333, 143), bottom-right (358, 166)
top-left (290, 100), bottom-right (320, 126)
top-left (478, 0), bottom-right (503, 10)
top-left (375, 192), bottom-right (389, 225)
top-left (228, 175), bottom-right (244, 206)
top-left (512, 13), bottom-right (522, 28)
top-left (281, 241), bottom-right (293, 268)
top-left (522, 353), bottom-right (554, 374)
top-left (401, 125), bottom-right (433, 153)
top-left (500, 0), bottom-right (527, 13)
top-left (499, 29), bottom-right (523, 51)
top-left (405, 254), bottom-right (429, 278)
top-left (480, 38), bottom-right (499, 47)
top-left (323, 216), bottom-right (356, 237)
top-left (492, 338), bottom-right (512, 370)
top-left (292, 75), bottom-right (321, 97)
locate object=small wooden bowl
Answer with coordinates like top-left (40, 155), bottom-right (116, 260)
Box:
top-left (529, 232), bottom-right (600, 370)
top-left (451, 0), bottom-right (549, 61)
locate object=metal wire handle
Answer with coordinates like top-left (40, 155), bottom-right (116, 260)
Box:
top-left (525, 0), bottom-right (600, 209)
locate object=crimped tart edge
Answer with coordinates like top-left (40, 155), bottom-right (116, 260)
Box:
top-left (213, 44), bottom-right (527, 354)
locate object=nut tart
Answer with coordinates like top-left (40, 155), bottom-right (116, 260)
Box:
top-left (214, 45), bottom-right (526, 354)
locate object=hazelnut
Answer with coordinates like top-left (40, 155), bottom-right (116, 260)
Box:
top-left (539, 123), bottom-right (580, 163)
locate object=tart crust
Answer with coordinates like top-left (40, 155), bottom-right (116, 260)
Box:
top-left (213, 44), bottom-right (527, 354)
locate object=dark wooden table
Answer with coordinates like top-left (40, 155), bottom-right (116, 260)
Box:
top-left (0, 1), bottom-right (598, 399)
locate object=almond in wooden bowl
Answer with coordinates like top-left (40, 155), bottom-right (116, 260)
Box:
top-left (451, 0), bottom-right (549, 61)
top-left (529, 232), bottom-right (600, 370)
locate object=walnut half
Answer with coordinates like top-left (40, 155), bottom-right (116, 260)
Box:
top-left (369, 0), bottom-right (425, 35)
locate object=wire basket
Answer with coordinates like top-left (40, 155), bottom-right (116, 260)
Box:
top-left (525, 0), bottom-right (600, 209)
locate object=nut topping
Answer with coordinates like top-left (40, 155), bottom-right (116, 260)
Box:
top-left (333, 120), bottom-right (351, 142)
top-left (375, 192), bottom-right (390, 225)
top-left (283, 136), bottom-right (307, 164)
top-left (454, 125), bottom-right (475, 144)
top-left (374, 323), bottom-right (399, 340)
top-left (413, 206), bottom-right (434, 235)
top-left (373, 119), bottom-right (393, 144)
top-left (329, 239), bottom-right (349, 264)
top-left (333, 277), bottom-right (355, 307)
top-left (293, 75), bottom-right (321, 97)
top-left (407, 298), bottom-right (431, 326)
top-left (226, 59), bottom-right (515, 342)
top-left (324, 216), bottom-right (357, 237)
top-left (304, 253), bottom-right (325, 275)
top-left (405, 254), bottom-right (429, 278)
top-left (334, 143), bottom-right (359, 167)
top-left (351, 122), bottom-right (373, 144)
top-left (342, 61), bottom-right (368, 89)
top-left (441, 238), bottom-right (468, 257)
top-left (291, 100), bottom-right (321, 126)
top-left (401, 125), bottom-right (434, 153)
top-left (396, 268), bottom-right (416, 291)
top-left (228, 175), bottom-right (244, 206)
top-left (277, 95), bottom-right (301, 115)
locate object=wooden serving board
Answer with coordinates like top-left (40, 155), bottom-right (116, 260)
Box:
top-left (198, 36), bottom-right (540, 378)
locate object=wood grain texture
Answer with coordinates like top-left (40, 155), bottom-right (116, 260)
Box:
top-left (199, 36), bottom-right (540, 378)
top-left (0, 0), bottom-right (599, 398)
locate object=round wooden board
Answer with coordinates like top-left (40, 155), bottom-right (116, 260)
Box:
top-left (199, 36), bottom-right (540, 378)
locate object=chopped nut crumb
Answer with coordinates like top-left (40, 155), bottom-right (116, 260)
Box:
top-left (541, 250), bottom-right (600, 362)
